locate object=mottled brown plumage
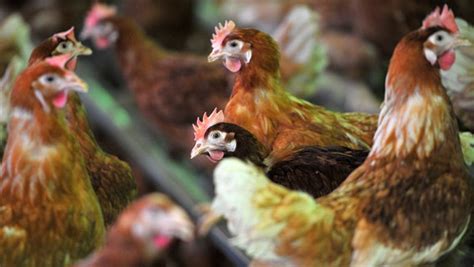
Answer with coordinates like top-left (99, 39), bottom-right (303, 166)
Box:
top-left (65, 92), bottom-right (137, 225)
top-left (27, 29), bottom-right (137, 226)
top-left (75, 193), bottom-right (194, 267)
top-left (0, 60), bottom-right (104, 266)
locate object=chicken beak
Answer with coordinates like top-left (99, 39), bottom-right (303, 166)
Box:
top-left (75, 41), bottom-right (93, 56)
top-left (208, 49), bottom-right (226, 62)
top-left (63, 72), bottom-right (88, 93)
top-left (453, 37), bottom-right (471, 48)
top-left (190, 141), bottom-right (208, 159)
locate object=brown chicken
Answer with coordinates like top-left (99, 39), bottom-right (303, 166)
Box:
top-left (190, 109), bottom-right (368, 198)
top-left (207, 6), bottom-right (472, 266)
top-left (75, 193), bottom-right (194, 267)
top-left (0, 55), bottom-right (105, 266)
top-left (27, 27), bottom-right (137, 226)
top-left (80, 3), bottom-right (231, 158)
top-left (208, 20), bottom-right (378, 164)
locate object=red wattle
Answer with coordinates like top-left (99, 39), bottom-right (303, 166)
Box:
top-left (53, 91), bottom-right (68, 108)
top-left (96, 37), bottom-right (110, 49)
top-left (208, 150), bottom-right (224, 163)
top-left (153, 235), bottom-right (172, 249)
top-left (225, 57), bottom-right (242, 72)
top-left (438, 50), bottom-right (456, 70)
top-left (66, 58), bottom-right (77, 70)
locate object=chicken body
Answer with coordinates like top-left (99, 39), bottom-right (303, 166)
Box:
top-left (65, 93), bottom-right (137, 225)
top-left (75, 193), bottom-right (194, 267)
top-left (27, 29), bottom-right (137, 225)
top-left (210, 13), bottom-right (472, 266)
top-left (0, 61), bottom-right (105, 266)
top-left (193, 122), bottom-right (367, 198)
top-left (209, 24), bottom-right (377, 163)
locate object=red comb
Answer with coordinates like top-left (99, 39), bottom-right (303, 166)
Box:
top-left (52, 27), bottom-right (76, 42)
top-left (422, 4), bottom-right (458, 33)
top-left (193, 108), bottom-right (225, 141)
top-left (45, 53), bottom-right (73, 69)
top-left (85, 3), bottom-right (117, 28)
top-left (211, 20), bottom-right (236, 50)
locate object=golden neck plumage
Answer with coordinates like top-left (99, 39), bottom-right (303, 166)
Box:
top-left (368, 31), bottom-right (464, 162)
top-left (0, 105), bottom-right (78, 202)
top-left (370, 76), bottom-right (460, 162)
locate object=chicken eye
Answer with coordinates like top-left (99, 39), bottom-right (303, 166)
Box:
top-left (56, 41), bottom-right (73, 52)
top-left (436, 34), bottom-right (444, 42)
top-left (39, 74), bottom-right (57, 84)
top-left (212, 132), bottom-right (221, 139)
top-left (230, 41), bottom-right (238, 48)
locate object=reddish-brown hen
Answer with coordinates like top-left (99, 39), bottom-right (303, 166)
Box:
top-left (0, 56), bottom-right (105, 266)
top-left (208, 20), bottom-right (378, 164)
top-left (27, 28), bottom-right (137, 226)
top-left (208, 6), bottom-right (472, 266)
top-left (81, 3), bottom-right (232, 157)
top-left (75, 193), bottom-right (194, 267)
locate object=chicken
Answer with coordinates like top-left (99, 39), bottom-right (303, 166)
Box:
top-left (0, 54), bottom-right (105, 266)
top-left (207, 6), bottom-right (472, 266)
top-left (80, 3), bottom-right (231, 158)
top-left (441, 18), bottom-right (474, 132)
top-left (0, 14), bottom-right (33, 159)
top-left (190, 109), bottom-right (367, 198)
top-left (75, 193), bottom-right (194, 267)
top-left (208, 20), bottom-right (378, 163)
top-left (26, 27), bottom-right (137, 226)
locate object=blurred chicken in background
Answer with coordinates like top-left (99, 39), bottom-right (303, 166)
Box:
top-left (0, 14), bottom-right (33, 159)
top-left (122, 0), bottom-right (195, 50)
top-left (80, 3), bottom-right (232, 171)
top-left (75, 193), bottom-right (194, 267)
top-left (441, 18), bottom-right (474, 133)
